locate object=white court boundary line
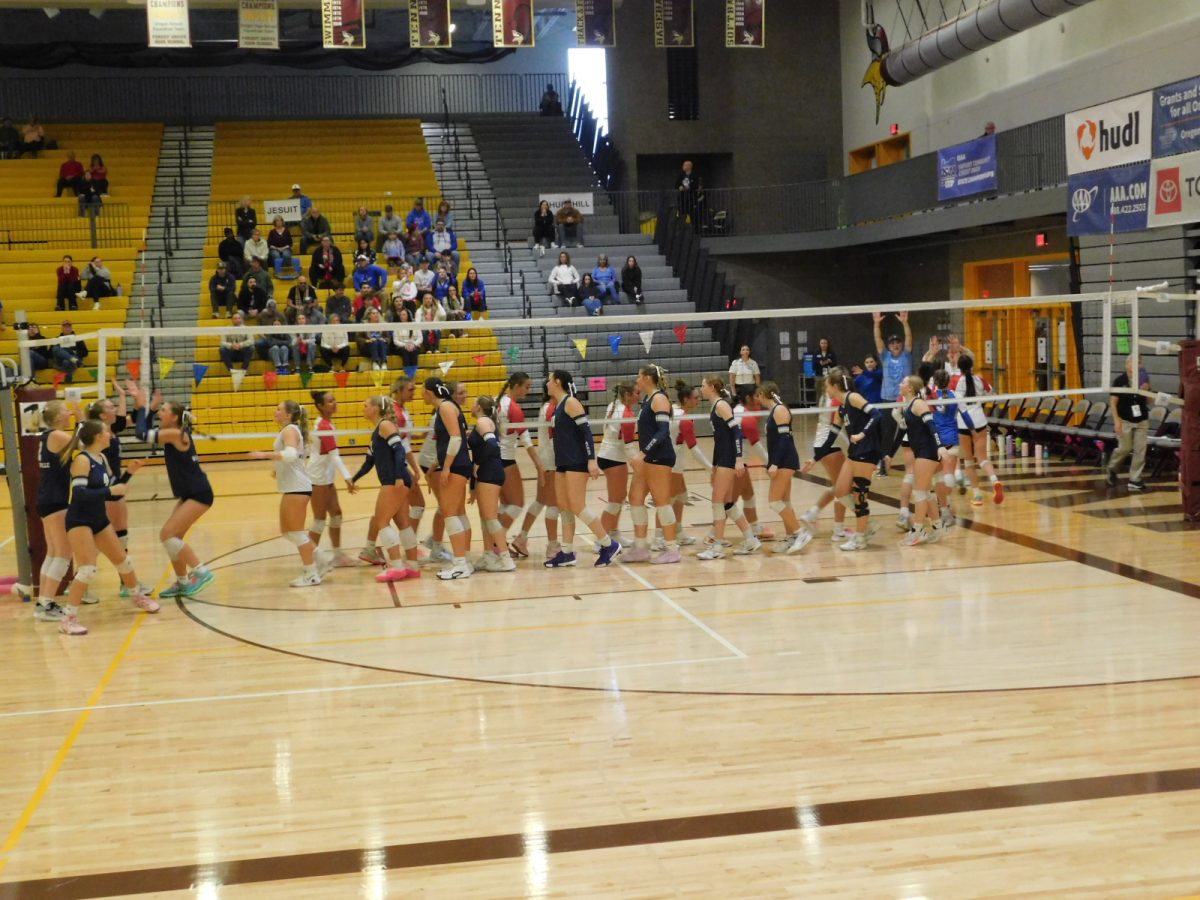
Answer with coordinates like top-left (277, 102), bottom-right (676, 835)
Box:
top-left (618, 562), bottom-right (747, 658)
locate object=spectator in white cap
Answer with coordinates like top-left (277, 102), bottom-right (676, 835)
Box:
top-left (352, 254), bottom-right (389, 303)
top-left (290, 183), bottom-right (312, 216)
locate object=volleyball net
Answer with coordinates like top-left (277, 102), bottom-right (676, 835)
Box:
top-left (10, 285), bottom-right (1192, 450)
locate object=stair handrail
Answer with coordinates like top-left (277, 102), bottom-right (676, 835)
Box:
top-left (465, 166), bottom-right (473, 205)
top-left (173, 206), bottom-right (180, 252)
top-left (162, 209), bottom-right (173, 260)
top-left (440, 85), bottom-right (450, 129)
top-left (493, 201), bottom-right (502, 250)
top-left (519, 270), bottom-right (528, 318)
top-left (504, 242), bottom-right (512, 281)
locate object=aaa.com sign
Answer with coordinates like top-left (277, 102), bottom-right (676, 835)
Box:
top-left (1065, 92), bottom-right (1153, 176)
top-left (1147, 149), bottom-right (1200, 228)
top-left (1066, 162), bottom-right (1150, 236)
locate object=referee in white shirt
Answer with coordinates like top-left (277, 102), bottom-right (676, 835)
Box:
top-left (728, 344), bottom-right (761, 401)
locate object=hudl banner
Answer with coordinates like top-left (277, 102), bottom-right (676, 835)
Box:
top-left (410, 0), bottom-right (451, 49)
top-left (238, 0), bottom-right (278, 50)
top-left (654, 0), bottom-right (694, 48)
top-left (1066, 162), bottom-right (1150, 236)
top-left (1154, 75), bottom-right (1200, 158)
top-left (937, 135), bottom-right (997, 201)
top-left (725, 0), bottom-right (764, 48)
top-left (492, 0), bottom-right (534, 47)
top-left (576, 0), bottom-right (615, 48)
top-left (322, 0), bottom-right (365, 49)
top-left (147, 0), bottom-right (191, 48)
top-left (1065, 92), bottom-right (1152, 176)
top-left (1147, 149), bottom-right (1200, 229)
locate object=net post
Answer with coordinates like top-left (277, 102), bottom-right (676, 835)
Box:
top-left (1130, 290), bottom-right (1140, 391)
top-left (97, 332), bottom-right (108, 399)
top-left (1101, 294), bottom-right (1113, 390)
top-left (0, 364), bottom-right (33, 588)
top-left (140, 336), bottom-right (152, 396)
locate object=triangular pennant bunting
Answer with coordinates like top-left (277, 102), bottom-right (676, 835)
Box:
top-left (573, 338), bottom-right (588, 360)
top-left (300, 370), bottom-right (313, 387)
top-left (230, 368), bottom-right (247, 391)
top-left (158, 357), bottom-right (176, 380)
top-left (193, 363), bottom-right (208, 387)
top-left (51, 371), bottom-right (66, 387)
top-left (371, 369), bottom-right (385, 390)
top-left (126, 359), bottom-right (141, 380)
top-left (505, 346), bottom-right (521, 363)
top-left (439, 360), bottom-right (454, 376)
top-left (87, 368), bottom-right (98, 382)
top-left (263, 370), bottom-right (278, 389)
top-left (403, 365), bottom-right (418, 380)
top-left (334, 370), bottom-right (350, 388)
top-left (639, 330), bottom-right (654, 354)
top-left (673, 325), bottom-right (688, 346)
top-left (608, 334), bottom-right (622, 356)
top-left (472, 353), bottom-right (487, 366)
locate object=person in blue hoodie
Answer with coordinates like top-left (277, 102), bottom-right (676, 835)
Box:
top-left (853, 354), bottom-right (883, 404)
top-left (591, 255), bottom-right (619, 304)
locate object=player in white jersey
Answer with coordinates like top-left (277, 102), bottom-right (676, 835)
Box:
top-left (306, 390), bottom-right (358, 568)
top-left (799, 389), bottom-right (850, 542)
top-left (511, 382), bottom-right (560, 559)
top-left (596, 382), bottom-right (638, 543)
top-left (950, 354), bottom-right (1004, 507)
top-left (496, 374), bottom-right (541, 534)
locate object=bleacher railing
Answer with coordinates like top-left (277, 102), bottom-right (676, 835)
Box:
top-left (0, 202), bottom-right (135, 250)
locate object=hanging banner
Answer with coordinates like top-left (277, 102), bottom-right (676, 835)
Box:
top-left (1066, 162), bottom-right (1150, 237)
top-left (322, 0), bottom-right (365, 49)
top-left (238, 0), bottom-right (279, 50)
top-left (576, 0), bottom-right (615, 48)
top-left (1147, 149), bottom-right (1200, 228)
top-left (936, 135), bottom-right (997, 201)
top-left (147, 0), bottom-right (191, 48)
top-left (538, 193), bottom-right (594, 215)
top-left (1065, 92), bottom-right (1153, 176)
top-left (1154, 75), bottom-right (1200, 158)
top-left (654, 0), bottom-right (693, 48)
top-left (410, 0), bottom-right (451, 49)
top-left (725, 0), bottom-right (764, 48)
top-left (492, 0), bottom-right (534, 48)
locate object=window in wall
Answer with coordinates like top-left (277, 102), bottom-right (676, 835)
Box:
top-left (666, 47), bottom-right (699, 120)
top-left (568, 47), bottom-right (609, 145)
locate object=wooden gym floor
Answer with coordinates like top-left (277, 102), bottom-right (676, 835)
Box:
top-left (0, 442), bottom-right (1198, 898)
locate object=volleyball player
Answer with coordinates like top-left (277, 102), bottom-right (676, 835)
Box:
top-left (28, 402), bottom-right (76, 623)
top-left (415, 384), bottom-right (450, 564)
top-left (895, 375), bottom-right (947, 545)
top-left (894, 361), bottom-right (935, 532)
top-left (596, 382), bottom-right (637, 544)
top-left (543, 369), bottom-right (622, 568)
top-left (951, 354), bottom-right (1004, 506)
top-left (57, 420), bottom-right (157, 634)
top-left (511, 382), bottom-right (561, 560)
top-left (824, 370), bottom-right (882, 552)
top-left (623, 365), bottom-right (681, 564)
top-left (758, 382), bottom-right (811, 554)
top-left (389, 376), bottom-right (425, 569)
top-left (695, 376), bottom-right (761, 559)
top-left (426, 377), bottom-right (475, 580)
top-left (248, 400), bottom-right (322, 587)
top-left (732, 391), bottom-right (771, 540)
top-left (307, 390), bottom-right (359, 568)
top-left (799, 385), bottom-right (849, 542)
top-left (82, 384), bottom-right (133, 598)
top-left (132, 386), bottom-right (215, 597)
top-left (470, 396), bottom-right (517, 572)
top-left (496, 372), bottom-right (542, 532)
top-left (350, 395), bottom-right (419, 583)
top-left (930, 370), bottom-right (961, 531)
top-left (668, 381), bottom-right (709, 547)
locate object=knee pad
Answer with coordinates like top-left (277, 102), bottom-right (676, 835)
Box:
top-left (838, 494), bottom-right (857, 512)
top-left (525, 500), bottom-right (544, 519)
top-left (769, 499), bottom-right (788, 514)
top-left (310, 517), bottom-right (327, 535)
top-left (559, 510), bottom-right (576, 529)
top-left (673, 492), bottom-right (688, 506)
top-left (711, 502), bottom-right (727, 521)
top-left (457, 515), bottom-right (471, 533)
top-left (116, 529), bottom-right (129, 550)
top-left (630, 505), bottom-right (648, 527)
top-left (912, 490), bottom-right (930, 503)
top-left (485, 518), bottom-right (504, 534)
top-left (444, 516), bottom-right (466, 537)
top-left (854, 498), bottom-right (870, 519)
top-left (329, 514), bottom-right (343, 528)
top-left (116, 555), bottom-right (135, 574)
top-left (74, 564), bottom-right (99, 585)
top-left (742, 497), bottom-right (756, 510)
top-left (43, 556), bottom-right (70, 581)
top-left (902, 473), bottom-right (914, 486)
top-left (398, 527), bottom-right (418, 550)
top-left (604, 501), bottom-right (622, 516)
top-left (544, 504), bottom-right (559, 522)
top-left (852, 477), bottom-right (871, 518)
top-left (162, 536), bottom-right (186, 561)
top-left (656, 506), bottom-right (677, 527)
top-left (726, 503), bottom-right (744, 523)
top-left (378, 525), bottom-right (401, 548)
top-left (577, 507), bottom-right (597, 526)
top-left (501, 504), bottom-right (523, 521)
top-left (285, 531), bottom-right (310, 547)
top-left (943, 473), bottom-right (956, 489)
top-left (405, 507), bottom-right (422, 526)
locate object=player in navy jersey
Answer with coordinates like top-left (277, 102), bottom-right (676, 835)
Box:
top-left (132, 385), bottom-right (215, 598)
top-left (895, 375), bottom-right (947, 546)
top-left (824, 370), bottom-right (883, 552)
top-left (425, 377), bottom-right (475, 580)
top-left (470, 395), bottom-right (517, 572)
top-left (27, 401), bottom-right (77, 625)
top-left (757, 382), bottom-right (812, 555)
top-left (544, 369), bottom-right (622, 568)
top-left (695, 376), bottom-right (760, 559)
top-left (929, 369), bottom-right (961, 532)
top-left (799, 380), bottom-right (850, 542)
top-left (624, 365), bottom-right (681, 564)
top-left (351, 394), bottom-right (418, 584)
top-left (58, 420), bottom-right (157, 635)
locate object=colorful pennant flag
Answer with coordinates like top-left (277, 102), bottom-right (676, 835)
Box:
top-left (51, 371), bottom-right (66, 387)
top-left (158, 357), bottom-right (176, 380)
top-left (472, 353), bottom-right (488, 366)
top-left (263, 370), bottom-right (278, 389)
top-left (505, 346), bottom-right (521, 363)
top-left (371, 369), bottom-right (385, 390)
top-left (639, 330), bottom-right (654, 354)
top-left (193, 363), bottom-right (208, 387)
top-left (126, 359), bottom-right (141, 380)
top-left (439, 360), bottom-right (454, 376)
top-left (300, 370), bottom-right (313, 387)
top-left (673, 325), bottom-right (688, 346)
top-left (87, 368), bottom-right (97, 382)
top-left (404, 365), bottom-right (418, 380)
top-left (573, 338), bottom-right (588, 359)
top-left (334, 370), bottom-right (350, 389)
top-left (230, 368), bottom-right (247, 392)
top-left (608, 334), bottom-right (622, 356)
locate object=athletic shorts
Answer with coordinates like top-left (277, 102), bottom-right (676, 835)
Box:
top-left (448, 463), bottom-right (474, 481)
top-left (502, 458), bottom-right (519, 469)
top-left (958, 425), bottom-right (988, 436)
top-left (36, 501), bottom-right (68, 519)
top-left (284, 490), bottom-right (313, 497)
top-left (65, 516), bottom-right (108, 535)
top-left (556, 462), bottom-right (590, 474)
top-left (849, 446), bottom-right (882, 465)
top-left (177, 489), bottom-right (215, 507)
top-left (597, 456), bottom-right (627, 471)
top-left (812, 444), bottom-right (842, 462)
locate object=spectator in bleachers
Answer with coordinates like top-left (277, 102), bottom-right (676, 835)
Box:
top-left (873, 310), bottom-right (913, 476)
top-left (406, 197), bottom-right (432, 237)
top-left (290, 184), bottom-right (312, 216)
top-left (293, 313), bottom-right (318, 373)
top-left (324, 281), bottom-right (352, 323)
top-left (592, 255), bottom-right (619, 304)
top-left (220, 311), bottom-right (254, 371)
top-left (358, 308), bottom-right (391, 372)
top-left (24, 323), bottom-right (50, 373)
top-left (208, 261), bottom-right (237, 318)
top-left (580, 274), bottom-right (603, 316)
top-left (548, 250), bottom-right (580, 307)
top-left (922, 332), bottom-right (975, 377)
top-left (238, 275), bottom-right (269, 315)
top-left (435, 249), bottom-right (458, 281)
top-left (377, 204), bottom-right (403, 251)
top-left (436, 200), bottom-right (456, 232)
top-left (352, 254), bottom-right (389, 302)
top-left (387, 294), bottom-right (409, 323)
top-left (416, 292), bottom-right (446, 352)
top-left (0, 117), bottom-right (18, 159)
top-left (728, 345), bottom-right (762, 400)
top-left (16, 116), bottom-right (45, 158)
top-left (89, 155), bottom-right (109, 194)
top-left (218, 227), bottom-right (245, 280)
top-left (554, 199), bottom-right (584, 248)
top-left (309, 236), bottom-right (344, 289)
top-left (77, 172), bottom-right (103, 218)
top-left (301, 206), bottom-right (332, 253)
top-left (354, 237), bottom-right (377, 266)
top-left (675, 160), bottom-right (702, 231)
top-left (413, 257), bottom-right (436, 293)
top-left (55, 151), bottom-right (86, 198)
top-left (353, 206), bottom-right (374, 246)
top-left (235, 196), bottom-right (257, 243)
top-left (391, 265), bottom-right (418, 311)
top-left (540, 83), bottom-right (563, 117)
top-left (52, 321), bottom-right (87, 383)
top-left (427, 219), bottom-right (459, 269)
top-left (815, 338), bottom-right (837, 376)
top-left (286, 276), bottom-right (318, 322)
top-left (532, 200), bottom-right (555, 255)
top-left (243, 228), bottom-right (270, 268)
top-left (620, 255), bottom-right (644, 304)
top-left (443, 285), bottom-right (467, 336)
top-left (403, 224), bottom-right (428, 267)
top-left (55, 255), bottom-right (81, 312)
top-left (392, 307), bottom-right (423, 370)
top-left (431, 266), bottom-right (453, 303)
top-left (243, 257), bottom-right (274, 300)
top-left (259, 313), bottom-right (293, 374)
top-left (352, 290), bottom-right (383, 324)
top-left (461, 267), bottom-right (487, 316)
top-left (318, 313), bottom-right (351, 372)
top-left (267, 216), bottom-right (293, 265)
top-left (382, 231), bottom-right (404, 268)
top-left (82, 256), bottom-right (116, 309)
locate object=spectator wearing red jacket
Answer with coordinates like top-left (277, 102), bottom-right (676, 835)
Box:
top-left (55, 255), bottom-right (82, 311)
top-left (55, 152), bottom-right (85, 198)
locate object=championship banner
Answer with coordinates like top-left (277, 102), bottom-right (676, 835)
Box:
top-left (1154, 75), bottom-right (1200, 158)
top-left (492, 0), bottom-right (534, 48)
top-left (147, 0), bottom-right (191, 48)
top-left (1066, 162), bottom-right (1150, 237)
top-left (410, 0), bottom-right (451, 49)
top-left (654, 0), bottom-right (694, 48)
top-left (725, 0), bottom-right (764, 48)
top-left (238, 0), bottom-right (278, 50)
top-left (322, 0), bottom-right (365, 49)
top-left (576, 0), bottom-right (615, 48)
top-left (1147, 149), bottom-right (1200, 229)
top-left (1065, 92), bottom-right (1152, 176)
top-left (937, 135), bottom-right (997, 201)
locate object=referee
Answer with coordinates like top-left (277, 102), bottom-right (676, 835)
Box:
top-left (728, 344), bottom-right (762, 401)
